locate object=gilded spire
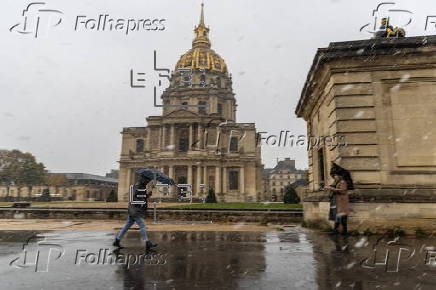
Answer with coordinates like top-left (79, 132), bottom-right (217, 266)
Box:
top-left (199, 2), bottom-right (205, 27)
top-left (193, 3), bottom-right (211, 48)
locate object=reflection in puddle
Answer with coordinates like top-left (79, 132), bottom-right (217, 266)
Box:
top-left (0, 230), bottom-right (435, 289)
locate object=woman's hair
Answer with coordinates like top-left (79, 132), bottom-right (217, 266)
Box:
top-left (330, 163), bottom-right (354, 190)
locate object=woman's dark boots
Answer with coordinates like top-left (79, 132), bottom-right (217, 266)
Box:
top-left (340, 216), bottom-right (348, 235)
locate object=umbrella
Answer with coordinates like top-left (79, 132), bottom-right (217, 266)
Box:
top-left (136, 168), bottom-right (175, 185)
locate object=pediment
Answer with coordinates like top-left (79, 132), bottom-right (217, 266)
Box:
top-left (164, 109), bottom-right (199, 118)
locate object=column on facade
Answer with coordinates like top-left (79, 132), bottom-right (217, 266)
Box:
top-left (203, 166), bottom-right (209, 191)
top-left (162, 125), bottom-right (167, 150)
top-left (158, 127), bottom-right (162, 150)
top-left (197, 124), bottom-right (203, 149)
top-left (187, 165), bottom-right (193, 197)
top-left (222, 166), bottom-right (227, 194)
top-left (188, 123), bottom-right (193, 150)
top-left (215, 166), bottom-right (221, 193)
top-left (126, 168), bottom-right (132, 200)
top-left (170, 124), bottom-right (175, 151)
top-left (169, 166), bottom-right (175, 195)
top-left (196, 166), bottom-right (202, 196)
top-left (240, 166), bottom-right (245, 194)
top-left (146, 127), bottom-right (151, 151)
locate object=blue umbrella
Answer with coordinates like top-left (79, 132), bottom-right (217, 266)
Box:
top-left (136, 168), bottom-right (175, 185)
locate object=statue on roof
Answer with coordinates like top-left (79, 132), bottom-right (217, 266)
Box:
top-left (374, 18), bottom-right (406, 38)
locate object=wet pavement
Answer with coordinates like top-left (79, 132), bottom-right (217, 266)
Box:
top-left (1, 228), bottom-right (436, 289)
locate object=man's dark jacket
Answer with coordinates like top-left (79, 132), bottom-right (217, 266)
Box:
top-left (128, 184), bottom-right (148, 218)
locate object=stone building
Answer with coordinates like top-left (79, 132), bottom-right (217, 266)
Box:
top-left (262, 158), bottom-right (307, 201)
top-left (118, 5), bottom-right (263, 202)
top-left (0, 173), bottom-right (118, 201)
top-left (296, 35), bottom-right (436, 232)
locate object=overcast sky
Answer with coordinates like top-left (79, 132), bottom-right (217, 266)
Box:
top-left (1, 0), bottom-right (434, 175)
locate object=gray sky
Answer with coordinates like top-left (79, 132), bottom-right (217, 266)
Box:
top-left (1, 0), bottom-right (434, 175)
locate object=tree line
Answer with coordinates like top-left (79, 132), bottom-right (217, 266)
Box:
top-left (0, 149), bottom-right (60, 197)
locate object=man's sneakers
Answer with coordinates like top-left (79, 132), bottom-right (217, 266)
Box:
top-left (113, 238), bottom-right (157, 250)
top-left (146, 240), bottom-right (158, 251)
top-left (113, 238), bottom-right (123, 248)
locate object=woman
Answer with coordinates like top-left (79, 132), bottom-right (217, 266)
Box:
top-left (326, 170), bottom-right (351, 235)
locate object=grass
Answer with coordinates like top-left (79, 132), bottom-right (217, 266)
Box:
top-left (167, 202), bottom-right (303, 209)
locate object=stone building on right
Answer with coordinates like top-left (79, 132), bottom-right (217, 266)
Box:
top-left (295, 36), bottom-right (436, 232)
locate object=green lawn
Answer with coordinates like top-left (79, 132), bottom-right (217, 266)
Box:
top-left (168, 202), bottom-right (303, 209)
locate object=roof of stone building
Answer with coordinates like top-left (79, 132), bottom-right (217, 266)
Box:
top-left (290, 179), bottom-right (309, 188)
top-left (54, 173), bottom-right (118, 184)
top-left (295, 35), bottom-right (436, 117)
top-left (263, 158), bottom-right (306, 175)
top-left (175, 4), bottom-right (228, 73)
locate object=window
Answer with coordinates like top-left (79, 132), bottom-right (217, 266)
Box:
top-left (200, 74), bottom-right (206, 87)
top-left (216, 77), bottom-right (221, 88)
top-left (136, 139), bottom-right (144, 152)
top-left (178, 128), bottom-right (189, 152)
top-left (230, 137), bottom-right (238, 152)
top-left (198, 101), bottom-right (207, 115)
top-left (229, 170), bottom-right (239, 190)
top-left (272, 182), bottom-right (275, 186)
top-left (217, 103), bottom-right (223, 115)
top-left (179, 138), bottom-right (189, 152)
top-left (181, 102), bottom-right (188, 107)
top-left (318, 148), bottom-right (325, 188)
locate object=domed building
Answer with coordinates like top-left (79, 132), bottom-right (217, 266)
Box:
top-left (118, 4), bottom-right (263, 202)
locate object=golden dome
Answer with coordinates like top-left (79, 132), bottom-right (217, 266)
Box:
top-left (175, 4), bottom-right (228, 73)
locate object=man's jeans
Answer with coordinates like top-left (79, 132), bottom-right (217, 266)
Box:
top-left (116, 215), bottom-right (149, 242)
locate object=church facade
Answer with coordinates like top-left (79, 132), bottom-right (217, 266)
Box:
top-left (118, 5), bottom-right (263, 202)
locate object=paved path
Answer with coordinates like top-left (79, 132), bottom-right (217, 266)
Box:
top-left (0, 219), bottom-right (282, 231)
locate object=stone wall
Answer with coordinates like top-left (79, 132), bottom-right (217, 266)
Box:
top-left (304, 199), bottom-right (436, 234)
top-left (0, 208), bottom-right (303, 224)
top-left (296, 36), bottom-right (436, 231)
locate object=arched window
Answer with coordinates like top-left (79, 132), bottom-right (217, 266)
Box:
top-left (136, 139), bottom-right (144, 152)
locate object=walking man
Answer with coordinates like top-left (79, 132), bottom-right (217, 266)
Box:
top-left (113, 175), bottom-right (158, 251)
